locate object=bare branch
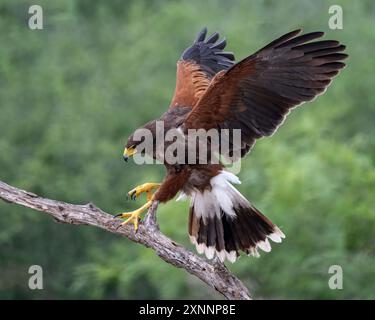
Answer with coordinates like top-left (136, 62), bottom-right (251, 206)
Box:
top-left (0, 180), bottom-right (251, 300)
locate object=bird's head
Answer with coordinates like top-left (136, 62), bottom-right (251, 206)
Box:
top-left (123, 120), bottom-right (157, 163)
top-left (123, 134), bottom-right (140, 162)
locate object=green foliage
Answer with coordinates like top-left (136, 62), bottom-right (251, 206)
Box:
top-left (0, 0), bottom-right (374, 299)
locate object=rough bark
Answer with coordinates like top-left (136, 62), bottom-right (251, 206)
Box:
top-left (0, 180), bottom-right (251, 300)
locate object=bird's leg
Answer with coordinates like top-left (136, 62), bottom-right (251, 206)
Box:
top-left (115, 198), bottom-right (154, 231)
top-left (114, 183), bottom-right (161, 231)
top-left (127, 182), bottom-right (161, 201)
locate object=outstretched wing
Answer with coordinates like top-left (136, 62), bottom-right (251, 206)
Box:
top-left (183, 29), bottom-right (348, 157)
top-left (169, 27), bottom-right (235, 108)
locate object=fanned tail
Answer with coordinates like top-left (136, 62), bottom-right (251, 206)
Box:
top-left (186, 171), bottom-right (285, 262)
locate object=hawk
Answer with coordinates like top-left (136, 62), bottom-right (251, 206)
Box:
top-left (116, 28), bottom-right (347, 262)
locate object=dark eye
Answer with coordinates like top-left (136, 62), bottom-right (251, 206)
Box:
top-left (175, 165), bottom-right (183, 174)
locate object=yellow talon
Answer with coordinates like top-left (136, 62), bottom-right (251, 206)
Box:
top-left (116, 200), bottom-right (153, 231)
top-left (115, 183), bottom-right (160, 231)
top-left (127, 183), bottom-right (161, 201)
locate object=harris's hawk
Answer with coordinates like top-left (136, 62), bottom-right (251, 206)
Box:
top-left (116, 28), bottom-right (347, 262)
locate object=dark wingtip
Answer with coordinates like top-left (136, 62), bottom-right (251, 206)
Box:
top-left (206, 31), bottom-right (220, 44)
top-left (210, 38), bottom-right (227, 50)
top-left (291, 28), bottom-right (303, 36)
top-left (195, 27), bottom-right (208, 43)
top-left (181, 27), bottom-right (235, 74)
top-left (309, 31), bottom-right (325, 37)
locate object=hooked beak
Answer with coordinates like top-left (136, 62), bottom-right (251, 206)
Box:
top-left (123, 146), bottom-right (137, 162)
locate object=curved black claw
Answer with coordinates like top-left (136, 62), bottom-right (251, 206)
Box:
top-left (128, 190), bottom-right (137, 201)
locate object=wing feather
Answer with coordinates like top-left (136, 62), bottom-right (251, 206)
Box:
top-left (170, 28), bottom-right (235, 108)
top-left (183, 30), bottom-right (348, 158)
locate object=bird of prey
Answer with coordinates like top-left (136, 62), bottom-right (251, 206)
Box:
top-left (116, 28), bottom-right (347, 262)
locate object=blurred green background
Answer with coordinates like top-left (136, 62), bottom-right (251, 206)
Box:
top-left (0, 0), bottom-right (374, 299)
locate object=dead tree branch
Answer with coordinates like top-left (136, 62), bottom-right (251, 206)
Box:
top-left (0, 180), bottom-right (251, 300)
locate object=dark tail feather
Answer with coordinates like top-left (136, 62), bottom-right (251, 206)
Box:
top-left (189, 201), bottom-right (285, 263)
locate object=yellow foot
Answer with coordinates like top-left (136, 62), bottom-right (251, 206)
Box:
top-left (114, 200), bottom-right (153, 231)
top-left (127, 183), bottom-right (161, 201)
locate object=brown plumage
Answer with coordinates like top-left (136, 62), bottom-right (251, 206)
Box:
top-left (124, 27), bottom-right (347, 262)
top-left (169, 61), bottom-right (210, 108)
